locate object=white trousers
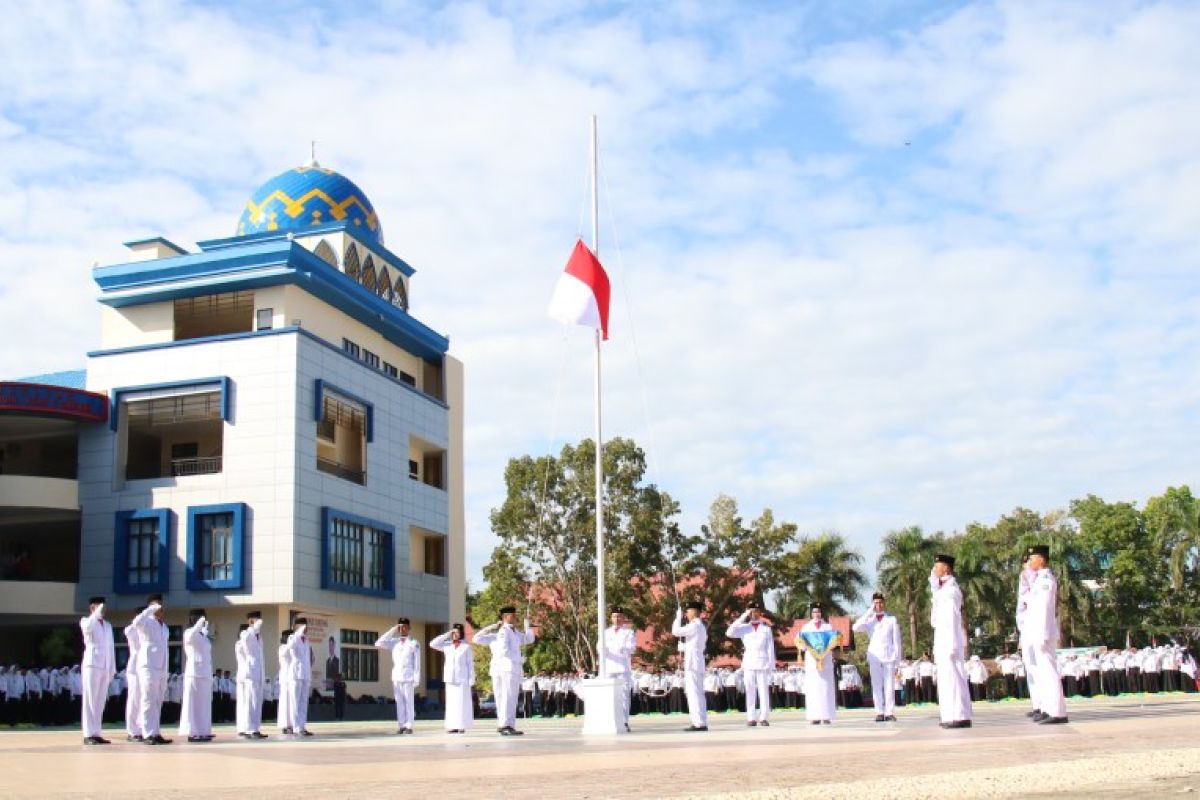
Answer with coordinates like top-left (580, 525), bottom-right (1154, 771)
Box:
top-left (290, 679), bottom-right (310, 731)
top-left (237, 678), bottom-right (263, 733)
top-left (744, 668), bottom-right (771, 722)
top-left (934, 652), bottom-right (972, 723)
top-left (179, 676), bottom-right (212, 737)
top-left (392, 681), bottom-right (415, 729)
top-left (1027, 641), bottom-right (1067, 717)
top-left (138, 670), bottom-right (167, 737)
top-left (616, 673), bottom-right (633, 724)
top-left (684, 668), bottom-right (708, 728)
top-left (868, 655), bottom-right (896, 716)
top-left (492, 671), bottom-right (521, 728)
top-left (81, 667), bottom-right (110, 738)
top-left (124, 669), bottom-right (143, 737)
top-left (1020, 641), bottom-right (1039, 707)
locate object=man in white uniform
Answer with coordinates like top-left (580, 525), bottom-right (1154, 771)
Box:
top-left (237, 610), bottom-right (268, 739)
top-left (853, 592), bottom-right (903, 722)
top-left (179, 609), bottom-right (214, 742)
top-left (429, 623), bottom-right (475, 733)
top-left (603, 605), bottom-right (637, 731)
top-left (930, 554), bottom-right (972, 729)
top-left (79, 596), bottom-right (115, 745)
top-left (285, 618), bottom-right (314, 736)
top-left (1022, 545), bottom-right (1068, 724)
top-left (726, 601), bottom-right (776, 727)
top-left (132, 596), bottom-right (172, 744)
top-left (122, 608), bottom-right (145, 742)
top-left (276, 633), bottom-right (294, 734)
top-left (375, 617), bottom-right (422, 734)
top-left (473, 606), bottom-right (535, 736)
top-left (671, 600), bottom-right (708, 731)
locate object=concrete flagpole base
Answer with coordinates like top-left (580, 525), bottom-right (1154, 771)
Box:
top-left (579, 677), bottom-right (626, 735)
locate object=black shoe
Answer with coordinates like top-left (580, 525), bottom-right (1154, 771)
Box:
top-left (396, 729), bottom-right (405, 735)
top-left (811, 721), bottom-right (821, 726)
top-left (509, 728), bottom-right (524, 735)
top-left (947, 720), bottom-right (972, 729)
top-left (498, 727), bottom-right (509, 735)
top-left (875, 714), bottom-right (886, 722)
top-left (126, 734), bottom-right (143, 742)
top-left (822, 720), bottom-right (831, 725)
top-left (1031, 711), bottom-right (1048, 723)
top-left (300, 729), bottom-right (313, 737)
top-left (747, 720), bottom-right (757, 727)
top-left (1026, 709), bottom-right (1040, 718)
top-left (624, 723), bottom-right (631, 732)
top-left (83, 737), bottom-right (100, 745)
top-left (1038, 716), bottom-right (1068, 725)
top-left (94, 736), bottom-right (111, 744)
top-left (404, 728), bottom-right (414, 735)
top-left (239, 733), bottom-right (252, 739)
top-left (759, 720), bottom-right (769, 727)
top-left (251, 732), bottom-right (268, 739)
top-left (146, 735), bottom-right (172, 745)
top-left (281, 728), bottom-right (293, 735)
top-left (684, 725), bottom-right (707, 731)
top-left (884, 715), bottom-right (897, 722)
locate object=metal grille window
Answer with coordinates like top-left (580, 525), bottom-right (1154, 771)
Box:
top-left (126, 392), bottom-right (221, 426)
top-left (339, 629), bottom-right (380, 682)
top-left (197, 511), bottom-right (234, 581)
top-left (126, 517), bottom-right (159, 587)
top-left (323, 508), bottom-right (393, 597)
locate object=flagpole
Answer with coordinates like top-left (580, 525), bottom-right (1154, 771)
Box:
top-left (591, 114), bottom-right (607, 680)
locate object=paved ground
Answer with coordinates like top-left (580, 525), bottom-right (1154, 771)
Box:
top-left (1, 694), bottom-right (1197, 799)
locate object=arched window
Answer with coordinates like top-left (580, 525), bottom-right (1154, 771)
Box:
top-left (393, 278), bottom-right (409, 311)
top-left (377, 267), bottom-right (391, 298)
top-left (344, 245), bottom-right (361, 280)
top-left (362, 256), bottom-right (377, 293)
top-left (314, 240), bottom-right (337, 267)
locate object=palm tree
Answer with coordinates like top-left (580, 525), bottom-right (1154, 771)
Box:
top-left (783, 533), bottom-right (867, 616)
top-left (1157, 490), bottom-right (1200, 592)
top-left (877, 526), bottom-right (938, 654)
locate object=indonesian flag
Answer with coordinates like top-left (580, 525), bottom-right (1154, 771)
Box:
top-left (548, 239), bottom-right (610, 340)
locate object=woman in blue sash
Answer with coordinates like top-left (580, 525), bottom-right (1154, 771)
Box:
top-left (798, 602), bottom-right (838, 725)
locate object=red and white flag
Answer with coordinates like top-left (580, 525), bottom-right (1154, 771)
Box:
top-left (548, 239), bottom-right (610, 340)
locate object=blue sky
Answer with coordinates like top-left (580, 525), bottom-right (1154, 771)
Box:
top-left (1, 1), bottom-right (1198, 590)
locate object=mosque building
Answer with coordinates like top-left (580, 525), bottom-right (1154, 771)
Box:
top-left (0, 159), bottom-right (465, 703)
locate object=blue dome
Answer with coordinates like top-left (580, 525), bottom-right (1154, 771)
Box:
top-left (236, 163), bottom-right (383, 246)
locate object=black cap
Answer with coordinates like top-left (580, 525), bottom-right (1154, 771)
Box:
top-left (609, 605), bottom-right (625, 615)
top-left (935, 554), bottom-right (956, 569)
top-left (88, 596), bottom-right (106, 606)
top-left (189, 608), bottom-right (206, 619)
top-left (872, 592), bottom-right (885, 601)
top-left (684, 600), bottom-right (703, 612)
top-left (397, 617), bottom-right (410, 625)
top-left (810, 601), bottom-right (824, 612)
top-left (499, 606), bottom-right (517, 616)
top-left (452, 623), bottom-right (465, 634)
top-left (146, 593), bottom-right (163, 604)
top-left (246, 610), bottom-right (262, 620)
top-left (281, 632), bottom-right (291, 644)
top-left (1026, 545), bottom-right (1050, 560)
top-left (294, 616), bottom-right (308, 626)
top-left (239, 623), bottom-right (250, 632)
top-left (747, 601), bottom-right (762, 610)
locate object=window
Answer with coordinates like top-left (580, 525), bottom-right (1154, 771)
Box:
top-left (186, 503), bottom-right (246, 591)
top-left (256, 308), bottom-right (274, 331)
top-left (113, 509), bottom-right (169, 593)
top-left (382, 362), bottom-right (398, 379)
top-left (377, 266), bottom-right (391, 298)
top-left (339, 629), bottom-right (380, 682)
top-left (424, 534), bottom-right (446, 577)
top-left (362, 349), bottom-right (380, 369)
top-left (408, 459), bottom-right (419, 480)
top-left (399, 371), bottom-right (416, 388)
top-left (408, 436), bottom-right (446, 490)
top-left (315, 382), bottom-right (372, 485)
top-left (322, 507), bottom-right (394, 598)
top-left (314, 240), bottom-right (338, 267)
top-left (115, 379), bottom-right (229, 481)
top-left (174, 291), bottom-right (254, 340)
top-left (344, 245), bottom-right (361, 280)
top-left (342, 338), bottom-right (361, 359)
top-left (393, 278), bottom-right (408, 311)
top-left (361, 257), bottom-right (377, 293)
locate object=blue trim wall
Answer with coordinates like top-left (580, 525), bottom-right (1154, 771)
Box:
top-left (196, 222), bottom-right (416, 277)
top-left (315, 379), bottom-right (375, 442)
top-left (185, 503), bottom-right (247, 591)
top-left (320, 506), bottom-right (395, 599)
top-left (88, 327), bottom-right (449, 410)
top-left (109, 376), bottom-right (231, 431)
top-left (113, 508), bottom-right (171, 594)
top-left (92, 238), bottom-right (445, 359)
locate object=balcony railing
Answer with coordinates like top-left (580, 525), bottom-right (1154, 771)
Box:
top-left (171, 456), bottom-right (223, 476)
top-left (317, 457), bottom-right (365, 485)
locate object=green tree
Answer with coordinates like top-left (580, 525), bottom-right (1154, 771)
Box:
top-left (1144, 485), bottom-right (1200, 635)
top-left (778, 533), bottom-right (867, 617)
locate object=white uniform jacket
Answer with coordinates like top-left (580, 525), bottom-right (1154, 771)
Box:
top-left (603, 625), bottom-right (636, 676)
top-left (474, 622), bottom-right (535, 675)
top-left (671, 613), bottom-right (708, 674)
top-left (429, 633), bottom-right (476, 685)
top-left (852, 611), bottom-right (902, 664)
top-left (725, 613), bottom-right (776, 671)
top-left (374, 630), bottom-right (422, 684)
top-left (80, 608), bottom-right (116, 679)
top-left (929, 574), bottom-right (967, 656)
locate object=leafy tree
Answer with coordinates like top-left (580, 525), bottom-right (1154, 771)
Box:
top-left (778, 533), bottom-right (867, 617)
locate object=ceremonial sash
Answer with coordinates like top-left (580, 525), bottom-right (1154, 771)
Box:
top-left (799, 630), bottom-right (840, 669)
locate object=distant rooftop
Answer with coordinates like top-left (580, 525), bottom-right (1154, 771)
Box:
top-left (12, 370), bottom-right (87, 390)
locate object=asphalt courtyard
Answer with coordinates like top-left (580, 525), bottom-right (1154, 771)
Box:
top-left (1, 694), bottom-right (1197, 799)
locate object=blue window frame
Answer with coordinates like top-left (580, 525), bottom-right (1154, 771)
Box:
top-left (113, 509), bottom-right (170, 594)
top-left (110, 376), bottom-right (231, 432)
top-left (185, 503), bottom-right (246, 591)
top-left (321, 507), bottom-right (394, 598)
top-left (314, 379), bottom-right (373, 441)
